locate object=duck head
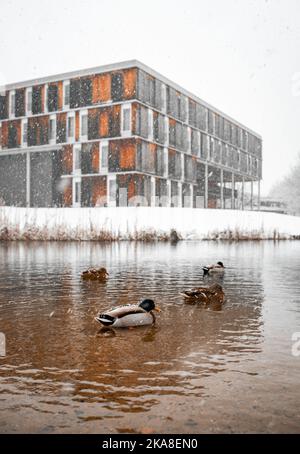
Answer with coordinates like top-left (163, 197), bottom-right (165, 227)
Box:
top-left (139, 299), bottom-right (161, 312)
top-left (210, 283), bottom-right (223, 292)
top-left (217, 261), bottom-right (225, 268)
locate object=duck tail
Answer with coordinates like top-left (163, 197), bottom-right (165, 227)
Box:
top-left (179, 291), bottom-right (188, 297)
top-left (95, 314), bottom-right (116, 326)
top-left (203, 267), bottom-right (209, 276)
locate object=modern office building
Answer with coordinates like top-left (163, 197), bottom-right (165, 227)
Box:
top-left (0, 60), bottom-right (262, 209)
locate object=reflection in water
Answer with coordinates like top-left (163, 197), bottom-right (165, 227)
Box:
top-left (0, 241), bottom-right (299, 433)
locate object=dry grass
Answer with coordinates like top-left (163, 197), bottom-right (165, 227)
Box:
top-left (0, 224), bottom-right (294, 242)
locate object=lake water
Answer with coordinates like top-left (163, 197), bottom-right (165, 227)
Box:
top-left (0, 241), bottom-right (299, 434)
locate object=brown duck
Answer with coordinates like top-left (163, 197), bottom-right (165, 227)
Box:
top-left (180, 283), bottom-right (225, 304)
top-left (81, 267), bottom-right (109, 281)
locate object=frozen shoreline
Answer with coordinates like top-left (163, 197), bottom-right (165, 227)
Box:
top-left (1, 206), bottom-right (300, 241)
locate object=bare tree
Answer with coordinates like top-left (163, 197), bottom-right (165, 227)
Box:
top-left (270, 152), bottom-right (300, 215)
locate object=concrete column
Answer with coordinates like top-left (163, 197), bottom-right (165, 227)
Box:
top-left (250, 180), bottom-right (253, 211)
top-left (151, 177), bottom-right (156, 207)
top-left (220, 169), bottom-right (224, 209)
top-left (190, 184), bottom-right (194, 208)
top-left (242, 177), bottom-right (245, 211)
top-left (26, 151), bottom-right (30, 207)
top-left (204, 163), bottom-right (208, 209)
top-left (178, 182), bottom-right (182, 208)
top-left (258, 180), bottom-right (261, 211)
top-left (231, 172), bottom-right (235, 209)
top-left (167, 180), bottom-right (171, 207)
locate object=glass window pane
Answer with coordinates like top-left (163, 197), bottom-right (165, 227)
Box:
top-left (64, 84), bottom-right (70, 106)
top-left (74, 148), bottom-right (81, 170)
top-left (101, 145), bottom-right (108, 168)
top-left (123, 108), bottom-right (130, 131)
top-left (109, 179), bottom-right (116, 202)
top-left (75, 182), bottom-right (81, 203)
top-left (81, 115), bottom-right (88, 136)
top-left (68, 117), bottom-right (74, 137)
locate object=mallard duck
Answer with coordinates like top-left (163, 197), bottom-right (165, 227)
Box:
top-left (180, 283), bottom-right (225, 304)
top-left (203, 261), bottom-right (225, 276)
top-left (81, 267), bottom-right (109, 281)
top-left (95, 299), bottom-right (161, 328)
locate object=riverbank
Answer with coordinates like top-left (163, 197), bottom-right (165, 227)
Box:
top-left (1, 206), bottom-right (300, 241)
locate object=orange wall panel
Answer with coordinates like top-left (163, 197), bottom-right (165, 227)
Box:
top-left (92, 177), bottom-right (107, 206)
top-left (92, 75), bottom-right (101, 104)
top-left (120, 140), bottom-right (136, 170)
top-left (92, 143), bottom-right (99, 172)
top-left (16, 120), bottom-right (21, 145)
top-left (1, 122), bottom-right (8, 148)
top-left (208, 199), bottom-right (217, 209)
top-left (128, 178), bottom-right (136, 200)
top-left (75, 111), bottom-right (80, 141)
top-left (123, 68), bottom-right (137, 99)
top-left (99, 108), bottom-right (109, 137)
top-left (58, 81), bottom-right (63, 110)
top-left (63, 182), bottom-right (72, 207)
top-left (98, 73), bottom-right (111, 102)
top-left (62, 145), bottom-right (73, 174)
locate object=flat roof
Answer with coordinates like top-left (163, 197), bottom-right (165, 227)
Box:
top-left (0, 59), bottom-right (262, 139)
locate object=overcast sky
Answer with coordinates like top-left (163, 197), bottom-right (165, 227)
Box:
top-left (0, 0), bottom-right (299, 195)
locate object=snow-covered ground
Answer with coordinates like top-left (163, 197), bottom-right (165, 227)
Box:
top-left (1, 206), bottom-right (300, 241)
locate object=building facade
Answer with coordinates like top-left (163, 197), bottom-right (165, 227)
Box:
top-left (0, 60), bottom-right (262, 209)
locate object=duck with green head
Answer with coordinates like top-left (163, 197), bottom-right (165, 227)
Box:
top-left (202, 261), bottom-right (225, 276)
top-left (95, 299), bottom-right (161, 328)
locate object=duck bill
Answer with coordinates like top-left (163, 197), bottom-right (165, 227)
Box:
top-left (154, 307), bottom-right (162, 312)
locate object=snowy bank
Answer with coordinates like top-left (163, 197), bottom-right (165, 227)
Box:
top-left (1, 206), bottom-right (300, 241)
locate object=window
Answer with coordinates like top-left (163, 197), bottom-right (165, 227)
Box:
top-left (161, 84), bottom-right (167, 112)
top-left (80, 111), bottom-right (88, 139)
top-left (187, 127), bottom-right (191, 153)
top-left (148, 77), bottom-right (155, 105)
top-left (63, 81), bottom-right (70, 109)
top-left (191, 129), bottom-right (200, 156)
top-left (73, 177), bottom-right (81, 207)
top-left (0, 122), bottom-right (2, 150)
top-left (210, 138), bottom-right (214, 161)
top-left (49, 115), bottom-right (56, 144)
top-left (248, 155), bottom-right (252, 173)
top-left (9, 91), bottom-right (15, 118)
top-left (73, 145), bottom-right (81, 174)
top-left (108, 176), bottom-right (117, 206)
top-left (111, 73), bottom-right (123, 102)
top-left (21, 119), bottom-right (28, 146)
top-left (26, 88), bottom-right (32, 115)
top-left (185, 97), bottom-right (189, 123)
top-left (148, 109), bottom-right (153, 140)
top-left (163, 147), bottom-right (168, 177)
top-left (100, 141), bottom-right (108, 172)
top-left (75, 182), bottom-right (81, 204)
top-left (164, 116), bottom-right (169, 145)
top-left (121, 104), bottom-right (131, 136)
top-left (67, 113), bottom-right (75, 141)
top-left (44, 84), bottom-right (48, 113)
